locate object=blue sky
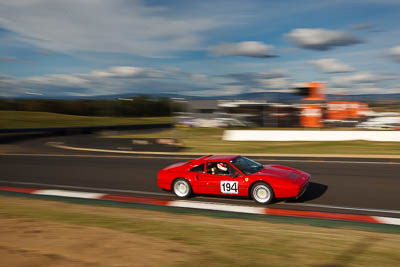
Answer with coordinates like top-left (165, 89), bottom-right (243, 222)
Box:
top-left (0, 0), bottom-right (400, 98)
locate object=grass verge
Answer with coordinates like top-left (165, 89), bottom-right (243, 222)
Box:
top-left (107, 128), bottom-right (400, 155)
top-left (0, 111), bottom-right (172, 129)
top-left (0, 195), bottom-right (399, 266)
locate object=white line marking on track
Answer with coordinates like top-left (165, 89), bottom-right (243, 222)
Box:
top-left (1, 152), bottom-right (400, 164)
top-left (374, 216), bottom-right (400, 225)
top-left (0, 180), bottom-right (171, 196)
top-left (49, 143), bottom-right (188, 155)
top-left (193, 195), bottom-right (400, 215)
top-left (33, 189), bottom-right (105, 199)
top-left (168, 200), bottom-right (265, 214)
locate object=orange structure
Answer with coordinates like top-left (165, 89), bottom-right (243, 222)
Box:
top-left (299, 104), bottom-right (323, 127)
top-left (303, 82), bottom-right (326, 101)
top-left (348, 102), bottom-right (361, 118)
top-left (326, 101), bottom-right (368, 121)
top-left (326, 101), bottom-right (349, 120)
top-left (297, 82), bottom-right (368, 127)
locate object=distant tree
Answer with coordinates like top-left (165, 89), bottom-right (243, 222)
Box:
top-left (0, 96), bottom-right (184, 117)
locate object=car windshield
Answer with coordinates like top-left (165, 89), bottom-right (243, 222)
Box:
top-left (231, 156), bottom-right (264, 175)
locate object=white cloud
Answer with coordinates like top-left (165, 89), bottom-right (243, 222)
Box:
top-left (0, 0), bottom-right (222, 57)
top-left (28, 74), bottom-right (89, 86)
top-left (0, 65), bottom-right (219, 97)
top-left (220, 70), bottom-right (291, 91)
top-left (330, 72), bottom-right (392, 88)
top-left (212, 85), bottom-right (245, 97)
top-left (91, 66), bottom-right (145, 78)
top-left (388, 45), bottom-right (400, 62)
top-left (258, 77), bottom-right (290, 89)
top-left (212, 41), bottom-right (276, 58)
top-left (310, 58), bottom-right (354, 73)
top-left (286, 28), bottom-right (363, 50)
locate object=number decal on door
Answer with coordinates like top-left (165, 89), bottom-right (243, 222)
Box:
top-left (220, 181), bottom-right (238, 194)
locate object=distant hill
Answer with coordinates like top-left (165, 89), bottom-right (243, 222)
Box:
top-left (330, 94), bottom-right (400, 101)
top-left (9, 91), bottom-right (400, 102)
top-left (79, 92), bottom-right (400, 102)
top-left (56, 92), bottom-right (309, 101)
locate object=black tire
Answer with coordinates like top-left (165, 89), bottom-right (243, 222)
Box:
top-left (172, 178), bottom-right (192, 199)
top-left (250, 182), bottom-right (274, 204)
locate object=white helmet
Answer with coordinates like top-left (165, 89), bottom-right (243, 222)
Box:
top-left (217, 163), bottom-right (227, 172)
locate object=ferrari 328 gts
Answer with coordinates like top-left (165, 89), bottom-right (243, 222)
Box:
top-left (157, 155), bottom-right (310, 204)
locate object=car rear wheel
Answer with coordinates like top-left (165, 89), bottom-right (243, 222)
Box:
top-left (173, 178), bottom-right (192, 198)
top-left (251, 182), bottom-right (274, 204)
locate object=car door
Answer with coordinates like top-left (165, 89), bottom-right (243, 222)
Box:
top-left (187, 163), bottom-right (206, 194)
top-left (196, 161), bottom-right (247, 196)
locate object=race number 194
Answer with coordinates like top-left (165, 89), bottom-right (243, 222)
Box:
top-left (220, 181), bottom-right (238, 194)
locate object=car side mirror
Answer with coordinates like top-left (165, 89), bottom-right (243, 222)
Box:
top-left (233, 172), bottom-right (240, 178)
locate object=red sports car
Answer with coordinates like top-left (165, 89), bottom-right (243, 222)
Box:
top-left (157, 155), bottom-right (310, 204)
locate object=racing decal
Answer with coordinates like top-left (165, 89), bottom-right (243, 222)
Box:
top-left (220, 181), bottom-right (238, 194)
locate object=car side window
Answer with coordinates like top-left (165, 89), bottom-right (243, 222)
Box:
top-left (190, 163), bottom-right (205, 173)
top-left (206, 162), bottom-right (240, 177)
top-left (206, 162), bottom-right (218, 175)
top-left (227, 164), bottom-right (242, 177)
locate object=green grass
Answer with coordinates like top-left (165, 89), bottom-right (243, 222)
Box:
top-left (107, 127), bottom-right (400, 155)
top-left (0, 196), bottom-right (399, 267)
top-left (0, 111), bottom-right (172, 129)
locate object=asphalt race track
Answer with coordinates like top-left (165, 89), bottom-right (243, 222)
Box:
top-left (1, 135), bottom-right (400, 219)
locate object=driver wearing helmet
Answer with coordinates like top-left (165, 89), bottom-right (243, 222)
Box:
top-left (216, 162), bottom-right (229, 175)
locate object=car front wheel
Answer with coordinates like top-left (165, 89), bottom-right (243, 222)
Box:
top-left (251, 182), bottom-right (274, 204)
top-left (172, 178), bottom-right (192, 198)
